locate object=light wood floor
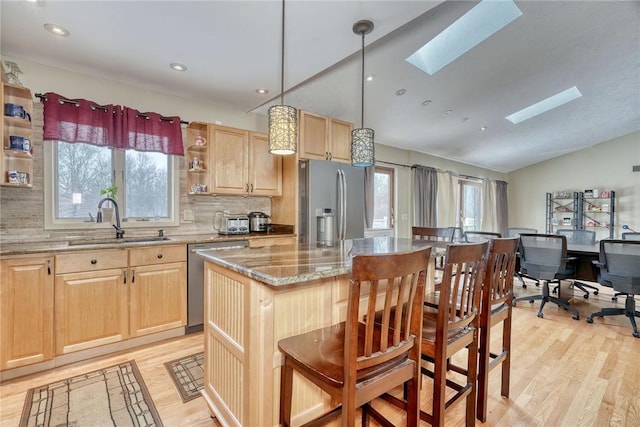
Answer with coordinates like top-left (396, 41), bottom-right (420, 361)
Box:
top-left (1, 279), bottom-right (638, 426)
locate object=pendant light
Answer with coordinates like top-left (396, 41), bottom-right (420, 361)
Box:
top-left (268, 0), bottom-right (298, 155)
top-left (351, 20), bottom-right (375, 167)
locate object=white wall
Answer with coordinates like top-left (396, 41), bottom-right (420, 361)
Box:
top-left (6, 56), bottom-right (266, 132)
top-left (507, 131), bottom-right (640, 239)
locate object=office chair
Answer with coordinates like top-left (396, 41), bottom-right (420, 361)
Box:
top-left (622, 232), bottom-right (640, 241)
top-left (586, 240), bottom-right (640, 338)
top-left (512, 234), bottom-right (580, 320)
top-left (464, 231), bottom-right (502, 243)
top-left (555, 229), bottom-right (599, 299)
top-left (506, 227), bottom-right (538, 288)
top-left (611, 232), bottom-right (640, 301)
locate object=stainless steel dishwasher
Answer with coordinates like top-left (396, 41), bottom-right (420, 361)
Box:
top-left (186, 240), bottom-right (249, 334)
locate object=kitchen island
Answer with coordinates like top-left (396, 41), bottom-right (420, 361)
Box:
top-left (197, 237), bottom-right (436, 427)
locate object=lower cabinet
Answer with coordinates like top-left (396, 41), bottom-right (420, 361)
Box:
top-left (129, 245), bottom-right (187, 337)
top-left (54, 245), bottom-right (186, 356)
top-left (0, 256), bottom-right (54, 370)
top-left (55, 250), bottom-right (129, 355)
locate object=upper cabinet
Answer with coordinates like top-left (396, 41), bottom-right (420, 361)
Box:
top-left (298, 110), bottom-right (352, 164)
top-left (1, 83), bottom-right (34, 187)
top-left (209, 125), bottom-right (282, 197)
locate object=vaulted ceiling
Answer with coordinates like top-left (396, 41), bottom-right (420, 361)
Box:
top-left (2, 1), bottom-right (639, 172)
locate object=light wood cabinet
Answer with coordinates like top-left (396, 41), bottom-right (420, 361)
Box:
top-left (0, 256), bottom-right (53, 370)
top-left (210, 125), bottom-right (282, 196)
top-left (1, 83), bottom-right (34, 187)
top-left (55, 245), bottom-right (187, 354)
top-left (55, 250), bottom-right (129, 355)
top-left (248, 236), bottom-right (296, 248)
top-left (129, 245), bottom-right (187, 337)
top-left (299, 110), bottom-right (352, 164)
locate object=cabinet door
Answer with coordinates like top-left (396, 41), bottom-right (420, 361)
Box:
top-left (328, 118), bottom-right (353, 164)
top-left (129, 262), bottom-right (187, 337)
top-left (55, 268), bottom-right (128, 354)
top-left (299, 110), bottom-right (329, 161)
top-left (210, 125), bottom-right (249, 194)
top-left (249, 132), bottom-right (282, 196)
top-left (0, 256), bottom-right (53, 370)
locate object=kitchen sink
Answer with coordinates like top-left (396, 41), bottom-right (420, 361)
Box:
top-left (67, 236), bottom-right (172, 246)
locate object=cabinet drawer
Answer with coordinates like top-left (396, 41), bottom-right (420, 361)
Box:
top-left (249, 236), bottom-right (297, 248)
top-left (56, 249), bottom-right (128, 274)
top-left (129, 244), bottom-right (186, 266)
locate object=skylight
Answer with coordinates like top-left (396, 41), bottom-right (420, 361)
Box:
top-left (505, 86), bottom-right (583, 124)
top-left (406, 0), bottom-right (523, 75)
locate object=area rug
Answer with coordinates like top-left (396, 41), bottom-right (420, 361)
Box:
top-left (164, 352), bottom-right (204, 403)
top-left (20, 360), bottom-right (163, 427)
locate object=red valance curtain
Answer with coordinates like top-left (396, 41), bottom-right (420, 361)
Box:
top-left (120, 107), bottom-right (184, 156)
top-left (42, 92), bottom-right (184, 156)
top-left (42, 92), bottom-right (121, 147)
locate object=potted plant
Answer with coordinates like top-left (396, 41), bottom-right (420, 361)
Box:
top-left (99, 185), bottom-right (118, 223)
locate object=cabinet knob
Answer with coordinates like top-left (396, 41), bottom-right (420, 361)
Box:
top-left (90, 259), bottom-right (97, 265)
top-left (157, 253), bottom-right (163, 259)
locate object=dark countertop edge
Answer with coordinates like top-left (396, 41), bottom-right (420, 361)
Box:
top-left (0, 232), bottom-right (296, 257)
top-left (199, 252), bottom-right (350, 287)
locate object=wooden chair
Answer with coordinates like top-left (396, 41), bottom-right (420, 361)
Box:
top-left (476, 237), bottom-right (518, 422)
top-left (412, 227), bottom-right (454, 278)
top-left (464, 231), bottom-right (502, 243)
top-left (278, 247), bottom-right (431, 427)
top-left (379, 241), bottom-right (488, 427)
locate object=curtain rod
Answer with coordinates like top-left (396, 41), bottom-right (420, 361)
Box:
top-left (377, 159), bottom-right (483, 181)
top-left (34, 93), bottom-right (189, 125)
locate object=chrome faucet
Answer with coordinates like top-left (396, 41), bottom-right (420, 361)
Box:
top-left (96, 197), bottom-right (125, 239)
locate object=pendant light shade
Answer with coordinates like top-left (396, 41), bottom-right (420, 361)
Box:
top-left (269, 0), bottom-right (298, 155)
top-left (351, 20), bottom-right (374, 167)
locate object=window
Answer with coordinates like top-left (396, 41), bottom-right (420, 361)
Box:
top-left (372, 166), bottom-right (394, 229)
top-left (45, 141), bottom-right (179, 229)
top-left (458, 179), bottom-right (482, 232)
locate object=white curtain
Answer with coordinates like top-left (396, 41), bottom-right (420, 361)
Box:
top-left (481, 180), bottom-right (497, 232)
top-left (436, 170), bottom-right (458, 227)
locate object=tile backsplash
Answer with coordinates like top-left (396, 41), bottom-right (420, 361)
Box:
top-left (0, 105), bottom-right (272, 244)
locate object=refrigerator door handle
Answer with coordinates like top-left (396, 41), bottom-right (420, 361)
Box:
top-left (337, 169), bottom-right (342, 239)
top-left (338, 169), bottom-right (347, 240)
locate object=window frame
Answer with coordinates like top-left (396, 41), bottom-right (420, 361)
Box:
top-left (44, 141), bottom-right (180, 230)
top-left (371, 165), bottom-right (395, 230)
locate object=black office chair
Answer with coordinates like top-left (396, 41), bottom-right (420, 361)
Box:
top-left (464, 231), bottom-right (501, 243)
top-left (555, 229), bottom-right (599, 299)
top-left (611, 232), bottom-right (640, 301)
top-left (506, 227), bottom-right (538, 289)
top-left (586, 240), bottom-right (640, 338)
top-left (622, 232), bottom-right (640, 241)
top-left (512, 234), bottom-right (580, 320)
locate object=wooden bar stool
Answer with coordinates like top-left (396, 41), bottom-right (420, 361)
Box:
top-left (277, 247), bottom-right (431, 427)
top-left (379, 242), bottom-right (488, 427)
top-left (412, 227), bottom-right (454, 283)
top-left (477, 237), bottom-right (518, 422)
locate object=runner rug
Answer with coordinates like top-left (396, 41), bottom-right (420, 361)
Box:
top-left (164, 352), bottom-right (205, 403)
top-left (20, 360), bottom-right (163, 427)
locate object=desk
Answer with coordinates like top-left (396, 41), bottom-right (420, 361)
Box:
top-left (567, 243), bottom-right (599, 282)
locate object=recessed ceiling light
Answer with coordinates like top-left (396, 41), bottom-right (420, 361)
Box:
top-left (421, 100), bottom-right (432, 106)
top-left (443, 109), bottom-right (452, 116)
top-left (406, 0), bottom-right (522, 75)
top-left (256, 89), bottom-right (269, 95)
top-left (480, 126), bottom-right (488, 131)
top-left (169, 63), bottom-right (187, 72)
top-left (505, 86), bottom-right (582, 124)
top-left (395, 89), bottom-right (406, 96)
top-left (461, 117), bottom-right (469, 122)
top-left (366, 75), bottom-right (374, 82)
top-left (44, 23), bottom-right (69, 37)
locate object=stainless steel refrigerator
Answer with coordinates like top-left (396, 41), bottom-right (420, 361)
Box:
top-left (298, 159), bottom-right (365, 244)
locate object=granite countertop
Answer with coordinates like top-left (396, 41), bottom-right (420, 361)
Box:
top-left (0, 228), bottom-right (295, 257)
top-left (197, 236), bottom-right (439, 287)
